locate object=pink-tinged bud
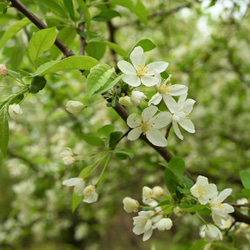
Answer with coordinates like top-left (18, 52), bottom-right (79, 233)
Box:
top-left (123, 197), bottom-right (139, 213)
top-left (0, 64), bottom-right (8, 77)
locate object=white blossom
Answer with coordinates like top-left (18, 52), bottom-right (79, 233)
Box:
top-left (210, 188), bottom-right (234, 226)
top-left (127, 106), bottom-right (172, 147)
top-left (83, 185), bottom-right (98, 203)
top-left (200, 224), bottom-right (223, 242)
top-left (156, 218), bottom-right (173, 231)
top-left (123, 197), bottom-right (140, 213)
top-left (166, 93), bottom-right (195, 140)
top-left (118, 46), bottom-right (169, 87)
top-left (8, 104), bottom-right (23, 120)
top-left (142, 186), bottom-right (155, 205)
top-left (61, 155), bottom-right (75, 165)
top-left (130, 90), bottom-right (147, 106)
top-left (60, 147), bottom-right (74, 158)
top-left (190, 175), bottom-right (217, 204)
top-left (62, 177), bottom-right (85, 196)
top-left (65, 100), bottom-right (84, 114)
top-left (148, 74), bottom-right (188, 106)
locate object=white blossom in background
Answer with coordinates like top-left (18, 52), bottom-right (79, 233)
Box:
top-left (166, 93), bottom-right (195, 140)
top-left (60, 147), bottom-right (74, 157)
top-left (130, 90), bottom-right (147, 106)
top-left (148, 74), bottom-right (188, 106)
top-left (119, 96), bottom-right (132, 106)
top-left (62, 177), bottom-right (85, 196)
top-left (190, 175), bottom-right (217, 204)
top-left (0, 64), bottom-right (8, 76)
top-left (65, 100), bottom-right (84, 114)
top-left (237, 198), bottom-right (249, 215)
top-left (123, 197), bottom-right (140, 213)
top-left (127, 106), bottom-right (172, 147)
top-left (61, 155), bottom-right (75, 165)
top-left (156, 218), bottom-right (173, 231)
top-left (133, 211), bottom-right (154, 241)
top-left (117, 46), bottom-right (169, 87)
top-left (8, 104), bottom-right (23, 120)
top-left (83, 185), bottom-right (98, 203)
top-left (210, 188), bottom-right (234, 226)
top-left (200, 224), bottom-right (223, 242)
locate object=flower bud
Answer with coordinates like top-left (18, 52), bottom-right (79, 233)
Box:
top-left (8, 104), bottom-right (23, 120)
top-left (62, 155), bottom-right (75, 165)
top-left (152, 186), bottom-right (165, 197)
top-left (65, 100), bottom-right (84, 114)
top-left (119, 96), bottom-right (132, 106)
top-left (130, 91), bottom-right (146, 106)
top-left (60, 147), bottom-right (74, 158)
top-left (142, 186), bottom-right (155, 205)
top-left (123, 197), bottom-right (139, 213)
top-left (0, 64), bottom-right (8, 77)
top-left (157, 218), bottom-right (173, 231)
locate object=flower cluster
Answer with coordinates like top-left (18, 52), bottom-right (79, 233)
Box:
top-left (123, 186), bottom-right (173, 241)
top-left (62, 177), bottom-right (98, 204)
top-left (118, 46), bottom-right (195, 146)
top-left (190, 175), bottom-right (234, 242)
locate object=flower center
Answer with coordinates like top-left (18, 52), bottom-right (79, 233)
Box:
top-left (139, 120), bottom-right (156, 135)
top-left (195, 185), bottom-right (206, 196)
top-left (137, 64), bottom-right (148, 76)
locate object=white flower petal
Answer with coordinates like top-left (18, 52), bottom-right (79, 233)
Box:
top-left (127, 113), bottom-right (141, 128)
top-left (123, 74), bottom-right (141, 87)
top-left (173, 121), bottom-right (183, 140)
top-left (148, 93), bottom-right (162, 106)
top-left (130, 46), bottom-right (145, 69)
top-left (147, 62), bottom-right (169, 73)
top-left (141, 75), bottom-right (159, 86)
top-left (214, 189), bottom-right (232, 204)
top-left (142, 106), bottom-right (158, 121)
top-left (146, 130), bottom-right (168, 147)
top-left (167, 84), bottom-right (188, 96)
top-left (179, 119), bottom-right (195, 133)
top-left (183, 99), bottom-right (196, 114)
top-left (62, 178), bottom-right (83, 187)
top-left (166, 96), bottom-right (178, 113)
top-left (117, 60), bottom-right (136, 74)
top-left (128, 128), bottom-right (142, 141)
top-left (142, 228), bottom-right (153, 241)
top-left (83, 185), bottom-right (98, 203)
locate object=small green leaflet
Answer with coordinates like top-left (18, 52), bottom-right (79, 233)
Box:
top-left (28, 27), bottom-right (57, 62)
top-left (86, 64), bottom-right (115, 98)
top-left (0, 18), bottom-right (31, 50)
top-left (35, 56), bottom-right (98, 75)
top-left (104, 42), bottom-right (127, 57)
top-left (130, 39), bottom-right (156, 54)
top-left (240, 170), bottom-right (250, 189)
top-left (0, 107), bottom-right (9, 156)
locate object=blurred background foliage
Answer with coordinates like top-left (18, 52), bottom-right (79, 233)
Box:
top-left (0, 0), bottom-right (249, 249)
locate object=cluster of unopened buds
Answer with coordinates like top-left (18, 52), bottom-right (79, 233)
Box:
top-left (123, 175), bottom-right (235, 242)
top-left (117, 46), bottom-right (195, 146)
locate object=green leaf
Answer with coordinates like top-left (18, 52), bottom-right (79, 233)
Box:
top-left (112, 149), bottom-right (134, 160)
top-left (7, 70), bottom-right (24, 83)
top-left (29, 76), bottom-right (47, 94)
top-left (240, 170), bottom-right (250, 189)
top-left (0, 2), bottom-right (8, 13)
top-left (63, 0), bottom-right (75, 20)
top-left (104, 42), bottom-right (127, 57)
top-left (0, 18), bottom-right (31, 50)
top-left (34, 0), bottom-right (66, 17)
top-left (72, 165), bottom-right (93, 212)
top-left (76, 0), bottom-right (91, 29)
top-left (97, 124), bottom-right (114, 137)
top-left (168, 157), bottom-right (185, 183)
top-left (85, 42), bottom-right (106, 60)
top-left (93, 73), bottom-right (124, 97)
top-left (0, 107), bottom-right (9, 156)
top-left (81, 134), bottom-right (105, 147)
top-left (188, 239), bottom-right (207, 250)
top-left (131, 39), bottom-right (156, 53)
top-left (179, 204), bottom-right (207, 213)
top-left (109, 131), bottom-right (123, 149)
top-left (86, 64), bottom-right (115, 98)
top-left (164, 167), bottom-right (179, 195)
top-left (35, 56), bottom-right (98, 75)
top-left (93, 9), bottom-right (121, 21)
top-left (110, 0), bottom-right (148, 24)
top-left (28, 27), bottom-right (57, 62)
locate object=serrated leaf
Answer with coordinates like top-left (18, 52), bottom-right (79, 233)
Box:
top-left (104, 41), bottom-right (127, 56)
top-left (0, 18), bottom-right (31, 50)
top-left (72, 165), bottom-right (93, 212)
top-left (110, 0), bottom-right (148, 24)
top-left (81, 134), bottom-right (105, 147)
top-left (0, 108), bottom-right (9, 156)
top-left (240, 170), bottom-right (250, 189)
top-left (28, 27), bottom-right (57, 62)
top-left (131, 39), bottom-right (156, 53)
top-left (85, 41), bottom-right (106, 60)
top-left (35, 56), bottom-right (98, 75)
top-left (87, 64), bottom-right (115, 97)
